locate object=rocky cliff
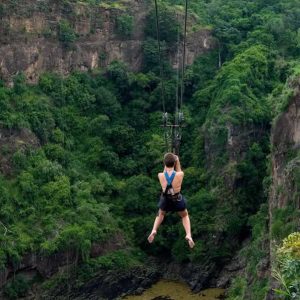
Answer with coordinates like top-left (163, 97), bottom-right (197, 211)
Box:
top-left (266, 76), bottom-right (300, 299)
top-left (270, 77), bottom-right (300, 211)
top-left (0, 233), bottom-right (127, 298)
top-left (0, 0), bottom-right (215, 84)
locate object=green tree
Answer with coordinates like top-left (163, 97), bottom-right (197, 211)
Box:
top-left (58, 20), bottom-right (77, 47)
top-left (115, 14), bottom-right (133, 37)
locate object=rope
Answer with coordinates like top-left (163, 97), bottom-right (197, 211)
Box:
top-left (172, 0), bottom-right (188, 155)
top-left (154, 0), bottom-right (188, 154)
top-left (173, 15), bottom-right (181, 155)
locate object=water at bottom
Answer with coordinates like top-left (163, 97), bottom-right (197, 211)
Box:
top-left (124, 279), bottom-right (225, 300)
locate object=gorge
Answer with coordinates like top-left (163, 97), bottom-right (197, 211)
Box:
top-left (0, 0), bottom-right (299, 299)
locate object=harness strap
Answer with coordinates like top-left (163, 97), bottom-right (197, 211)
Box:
top-left (164, 171), bottom-right (176, 186)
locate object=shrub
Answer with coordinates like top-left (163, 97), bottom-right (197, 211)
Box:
top-left (273, 232), bottom-right (300, 299)
top-left (227, 277), bottom-right (247, 300)
top-left (115, 14), bottom-right (133, 37)
top-left (58, 20), bottom-right (77, 47)
top-left (3, 275), bottom-right (30, 299)
top-left (13, 73), bottom-right (27, 95)
top-left (144, 5), bottom-right (179, 45)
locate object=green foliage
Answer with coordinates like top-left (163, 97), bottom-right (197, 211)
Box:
top-left (142, 3), bottom-right (180, 75)
top-left (271, 207), bottom-right (299, 241)
top-left (227, 203), bottom-right (270, 300)
top-left (250, 279), bottom-right (270, 300)
top-left (278, 232), bottom-right (300, 259)
top-left (273, 232), bottom-right (300, 299)
top-left (84, 249), bottom-right (142, 270)
top-left (13, 73), bottom-right (27, 95)
top-left (41, 175), bottom-right (71, 205)
top-left (107, 60), bottom-right (130, 94)
top-left (235, 142), bottom-right (269, 214)
top-left (3, 275), bottom-right (30, 300)
top-left (184, 50), bottom-right (219, 99)
top-left (2, 0), bottom-right (300, 296)
top-left (227, 277), bottom-right (246, 300)
top-left (143, 38), bottom-right (165, 72)
top-left (115, 14), bottom-right (133, 37)
top-left (145, 4), bottom-right (179, 46)
top-left (206, 45), bottom-right (272, 123)
top-left (58, 19), bottom-right (77, 47)
top-left (0, 62), bottom-right (169, 288)
top-left (194, 0), bottom-right (300, 60)
top-left (121, 175), bottom-right (157, 216)
top-left (268, 61), bottom-right (300, 118)
top-left (40, 248), bottom-right (145, 294)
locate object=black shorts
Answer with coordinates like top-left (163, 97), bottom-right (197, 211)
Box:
top-left (158, 193), bottom-right (187, 212)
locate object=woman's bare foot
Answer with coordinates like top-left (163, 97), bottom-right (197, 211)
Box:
top-left (147, 230), bottom-right (157, 243)
top-left (185, 236), bottom-right (195, 249)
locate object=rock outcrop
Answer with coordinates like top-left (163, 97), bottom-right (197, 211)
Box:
top-left (48, 266), bottom-right (160, 300)
top-left (270, 77), bottom-right (300, 210)
top-left (267, 77), bottom-right (300, 299)
top-left (0, 0), bottom-right (215, 84)
top-left (0, 233), bottom-right (126, 296)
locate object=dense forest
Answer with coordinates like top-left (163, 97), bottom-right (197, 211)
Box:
top-left (0, 0), bottom-right (299, 299)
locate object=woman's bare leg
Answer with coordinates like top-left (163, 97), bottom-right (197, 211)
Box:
top-left (148, 209), bottom-right (166, 243)
top-left (178, 210), bottom-right (195, 248)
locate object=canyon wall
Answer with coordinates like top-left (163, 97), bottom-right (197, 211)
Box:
top-left (0, 0), bottom-right (215, 84)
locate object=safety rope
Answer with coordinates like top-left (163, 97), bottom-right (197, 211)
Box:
top-left (173, 15), bottom-right (181, 155)
top-left (154, 0), bottom-right (189, 155)
top-left (174, 0), bottom-right (188, 155)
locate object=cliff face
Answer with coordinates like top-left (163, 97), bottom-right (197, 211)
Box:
top-left (266, 77), bottom-right (300, 299)
top-left (270, 78), bottom-right (300, 210)
top-left (0, 0), bottom-right (215, 84)
top-left (0, 233), bottom-right (127, 298)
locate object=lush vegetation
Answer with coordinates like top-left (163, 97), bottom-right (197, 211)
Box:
top-left (0, 0), bottom-right (300, 299)
top-left (273, 232), bottom-right (300, 299)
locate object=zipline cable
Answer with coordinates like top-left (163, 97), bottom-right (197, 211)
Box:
top-left (154, 0), bottom-right (189, 154)
top-left (173, 0), bottom-right (188, 155)
top-left (173, 15), bottom-right (181, 155)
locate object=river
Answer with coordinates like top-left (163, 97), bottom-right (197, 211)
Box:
top-left (124, 280), bottom-right (225, 300)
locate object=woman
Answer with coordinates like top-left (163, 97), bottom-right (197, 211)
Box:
top-left (147, 153), bottom-right (195, 248)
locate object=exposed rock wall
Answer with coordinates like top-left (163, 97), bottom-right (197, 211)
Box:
top-left (41, 265), bottom-right (160, 300)
top-left (267, 77), bottom-right (300, 299)
top-left (270, 77), bottom-right (300, 210)
top-left (0, 232), bottom-right (126, 297)
top-left (0, 0), bottom-right (215, 84)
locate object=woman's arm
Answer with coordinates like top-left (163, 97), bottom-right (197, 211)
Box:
top-left (174, 155), bottom-right (182, 172)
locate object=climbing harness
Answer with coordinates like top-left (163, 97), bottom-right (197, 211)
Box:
top-left (164, 170), bottom-right (176, 187)
top-left (154, 0), bottom-right (188, 155)
top-left (163, 170), bottom-right (182, 202)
